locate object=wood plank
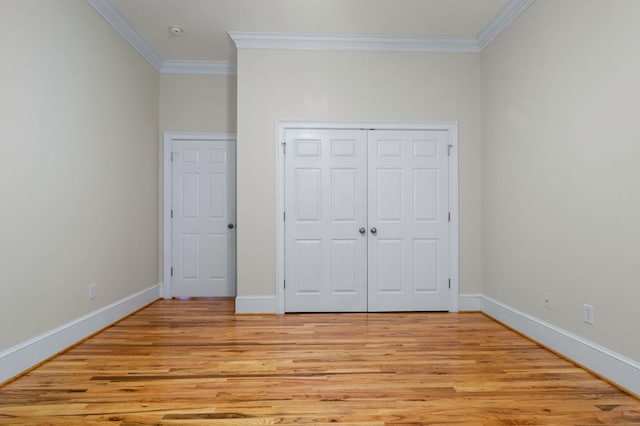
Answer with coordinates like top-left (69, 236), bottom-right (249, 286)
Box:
top-left (1, 298), bottom-right (639, 425)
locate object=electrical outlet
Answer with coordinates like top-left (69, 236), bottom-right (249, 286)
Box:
top-left (544, 292), bottom-right (552, 309)
top-left (89, 283), bottom-right (96, 300)
top-left (583, 304), bottom-right (594, 325)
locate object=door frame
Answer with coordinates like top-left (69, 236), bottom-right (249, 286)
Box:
top-left (162, 132), bottom-right (237, 299)
top-left (275, 121), bottom-right (459, 313)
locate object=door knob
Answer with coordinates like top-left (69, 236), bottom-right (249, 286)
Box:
top-left (370, 227), bottom-right (377, 234)
top-left (359, 227), bottom-right (366, 234)
top-left (228, 223), bottom-right (235, 229)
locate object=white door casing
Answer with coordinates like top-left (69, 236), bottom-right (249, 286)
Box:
top-left (163, 133), bottom-right (236, 299)
top-left (284, 129), bottom-right (368, 312)
top-left (282, 124), bottom-right (456, 312)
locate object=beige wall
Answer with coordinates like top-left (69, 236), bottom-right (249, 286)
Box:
top-left (0, 0), bottom-right (159, 351)
top-left (159, 74), bottom-right (236, 133)
top-left (236, 49), bottom-right (483, 298)
top-left (482, 0), bottom-right (640, 361)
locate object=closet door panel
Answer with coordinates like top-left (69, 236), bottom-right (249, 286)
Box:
top-left (368, 130), bottom-right (450, 311)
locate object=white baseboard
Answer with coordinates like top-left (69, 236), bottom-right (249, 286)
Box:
top-left (458, 293), bottom-right (483, 311)
top-left (0, 284), bottom-right (161, 384)
top-left (481, 295), bottom-right (640, 397)
top-left (235, 296), bottom-right (277, 314)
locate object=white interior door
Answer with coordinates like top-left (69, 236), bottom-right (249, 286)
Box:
top-left (284, 128), bottom-right (450, 312)
top-left (367, 130), bottom-right (450, 311)
top-left (171, 139), bottom-right (236, 297)
top-left (284, 129), bottom-right (368, 311)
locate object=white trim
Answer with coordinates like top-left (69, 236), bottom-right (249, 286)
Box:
top-left (159, 60), bottom-right (237, 75)
top-left (235, 296), bottom-right (278, 314)
top-left (276, 121), bottom-right (460, 132)
top-left (477, 0), bottom-right (537, 49)
top-left (229, 32), bottom-right (480, 53)
top-left (86, 1), bottom-right (236, 75)
top-left (481, 295), bottom-right (640, 397)
top-left (86, 0), bottom-right (162, 71)
top-left (275, 122), bottom-right (286, 314)
top-left (162, 133), bottom-right (173, 299)
top-left (162, 132), bottom-right (237, 300)
top-left (458, 294), bottom-right (483, 311)
top-left (88, 0), bottom-right (535, 73)
top-left (228, 1), bottom-right (536, 54)
top-left (275, 121), bottom-right (459, 314)
top-left (0, 284), bottom-right (160, 384)
top-left (447, 125), bottom-right (460, 313)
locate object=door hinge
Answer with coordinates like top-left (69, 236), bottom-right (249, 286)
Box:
top-left (447, 144), bottom-right (453, 156)
top-left (282, 141), bottom-right (286, 154)
top-left (448, 278), bottom-right (451, 289)
top-left (170, 209), bottom-right (173, 219)
top-left (171, 267), bottom-right (174, 277)
top-left (283, 211), bottom-right (286, 221)
top-left (448, 212), bottom-right (451, 222)
top-left (284, 280), bottom-right (286, 289)
top-left (170, 152), bottom-right (174, 161)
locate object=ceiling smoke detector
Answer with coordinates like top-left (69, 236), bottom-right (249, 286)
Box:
top-left (169, 26), bottom-right (184, 36)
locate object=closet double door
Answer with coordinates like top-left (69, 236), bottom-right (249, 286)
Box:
top-left (284, 128), bottom-right (450, 312)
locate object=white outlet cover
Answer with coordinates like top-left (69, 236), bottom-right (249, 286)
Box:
top-left (583, 304), bottom-right (594, 325)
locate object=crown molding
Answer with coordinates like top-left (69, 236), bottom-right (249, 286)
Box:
top-left (477, 0), bottom-right (536, 49)
top-left (87, 0), bottom-right (162, 71)
top-left (229, 0), bottom-right (536, 54)
top-left (228, 32), bottom-right (481, 53)
top-left (160, 60), bottom-right (237, 75)
top-left (87, 0), bottom-right (236, 75)
top-left (87, 0), bottom-right (536, 72)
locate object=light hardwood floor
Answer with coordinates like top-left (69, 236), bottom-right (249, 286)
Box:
top-left (1, 298), bottom-right (639, 425)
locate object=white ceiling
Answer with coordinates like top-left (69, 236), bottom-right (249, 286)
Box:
top-left (101, 0), bottom-right (517, 65)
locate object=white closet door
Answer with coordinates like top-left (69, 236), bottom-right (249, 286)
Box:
top-left (284, 129), bottom-right (368, 312)
top-left (172, 139), bottom-right (236, 297)
top-left (367, 130), bottom-right (450, 311)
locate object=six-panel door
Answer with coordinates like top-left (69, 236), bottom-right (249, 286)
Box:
top-left (367, 130), bottom-right (450, 311)
top-left (172, 139), bottom-right (236, 297)
top-left (285, 128), bottom-right (450, 312)
top-left (284, 130), bottom-right (368, 312)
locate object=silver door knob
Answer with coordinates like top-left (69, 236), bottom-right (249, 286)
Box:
top-left (359, 227), bottom-right (366, 234)
top-left (370, 227), bottom-right (377, 234)
top-left (228, 223), bottom-right (235, 229)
